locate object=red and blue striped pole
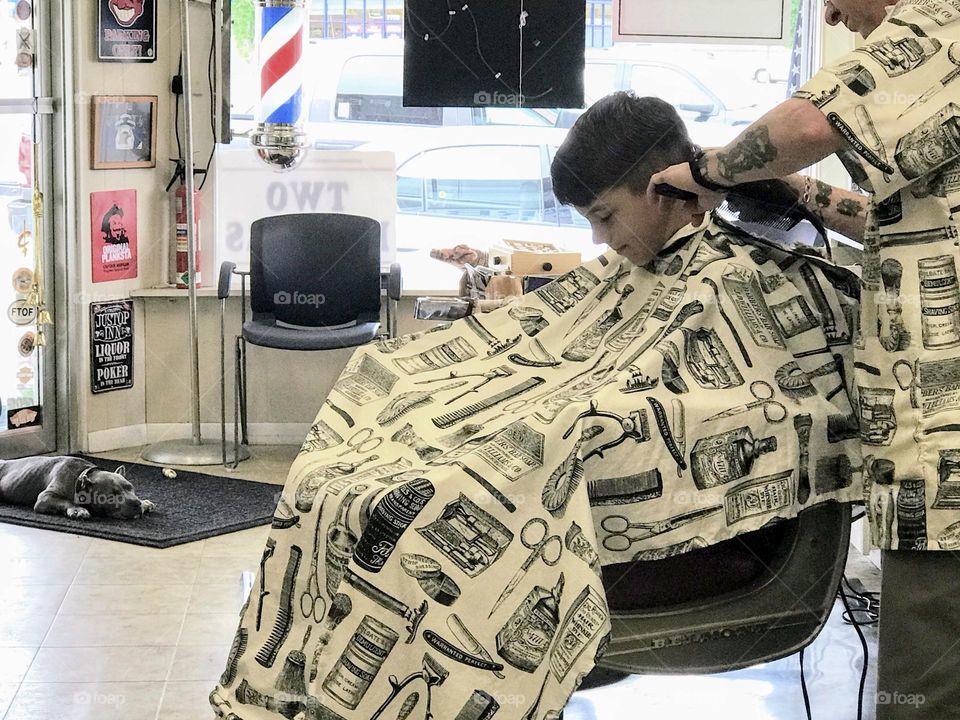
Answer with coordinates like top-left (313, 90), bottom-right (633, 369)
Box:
top-left (252, 0), bottom-right (308, 170)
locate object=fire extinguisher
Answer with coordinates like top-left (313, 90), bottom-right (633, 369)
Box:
top-left (167, 161), bottom-right (204, 289)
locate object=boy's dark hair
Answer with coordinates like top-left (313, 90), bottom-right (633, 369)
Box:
top-left (551, 91), bottom-right (697, 208)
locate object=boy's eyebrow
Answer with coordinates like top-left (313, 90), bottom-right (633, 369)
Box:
top-left (584, 201), bottom-right (610, 217)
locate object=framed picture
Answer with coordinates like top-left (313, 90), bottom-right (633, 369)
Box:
top-left (91, 95), bottom-right (157, 169)
top-left (90, 189), bottom-right (138, 282)
top-left (97, 0), bottom-right (157, 62)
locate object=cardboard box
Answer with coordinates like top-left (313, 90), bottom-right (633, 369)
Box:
top-left (490, 240), bottom-right (582, 276)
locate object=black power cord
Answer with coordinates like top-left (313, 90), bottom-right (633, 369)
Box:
top-left (799, 646), bottom-right (812, 720)
top-left (838, 575), bottom-right (871, 720)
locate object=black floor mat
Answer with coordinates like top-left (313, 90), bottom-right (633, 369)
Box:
top-left (0, 455), bottom-right (281, 547)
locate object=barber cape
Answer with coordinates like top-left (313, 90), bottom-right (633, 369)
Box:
top-left (209, 215), bottom-right (862, 720)
top-left (795, 0), bottom-right (960, 551)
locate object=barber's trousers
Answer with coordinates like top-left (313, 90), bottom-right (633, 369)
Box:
top-left (877, 550), bottom-right (960, 719)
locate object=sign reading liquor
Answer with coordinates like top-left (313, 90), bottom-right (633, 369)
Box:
top-left (90, 300), bottom-right (134, 394)
top-left (98, 0), bottom-right (156, 62)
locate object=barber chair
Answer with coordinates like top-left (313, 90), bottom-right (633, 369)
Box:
top-left (218, 212), bottom-right (402, 467)
top-left (566, 501), bottom-right (852, 709)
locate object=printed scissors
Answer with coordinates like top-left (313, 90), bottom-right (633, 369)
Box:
top-left (488, 517), bottom-right (563, 617)
top-left (337, 427), bottom-right (383, 457)
top-left (704, 380), bottom-right (787, 424)
top-left (601, 506), bottom-right (723, 552)
top-left (893, 358), bottom-right (921, 409)
top-left (300, 500), bottom-right (327, 622)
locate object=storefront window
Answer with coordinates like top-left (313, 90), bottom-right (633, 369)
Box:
top-left (223, 0), bottom-right (808, 269)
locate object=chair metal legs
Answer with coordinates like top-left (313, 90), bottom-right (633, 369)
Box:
top-left (219, 324), bottom-right (250, 468)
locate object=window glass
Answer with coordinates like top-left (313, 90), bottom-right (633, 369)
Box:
top-left (226, 0), bottom-right (809, 280)
top-left (333, 55), bottom-right (443, 124)
top-left (399, 145), bottom-right (545, 222)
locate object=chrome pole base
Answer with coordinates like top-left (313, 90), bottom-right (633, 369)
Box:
top-left (140, 439), bottom-right (251, 467)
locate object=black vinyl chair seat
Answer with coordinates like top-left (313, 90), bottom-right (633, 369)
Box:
top-left (242, 315), bottom-right (381, 351)
top-left (577, 501), bottom-right (851, 689)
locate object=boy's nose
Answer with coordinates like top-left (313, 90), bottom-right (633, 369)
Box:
top-left (823, 1), bottom-right (843, 26)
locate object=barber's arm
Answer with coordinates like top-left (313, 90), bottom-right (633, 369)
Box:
top-left (780, 174), bottom-right (868, 243)
top-left (650, 98), bottom-right (846, 208)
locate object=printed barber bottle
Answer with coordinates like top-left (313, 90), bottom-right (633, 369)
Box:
top-left (325, 485), bottom-right (366, 598)
top-left (690, 427), bottom-right (777, 490)
top-left (352, 478), bottom-right (435, 573)
top-left (496, 573), bottom-right (564, 673)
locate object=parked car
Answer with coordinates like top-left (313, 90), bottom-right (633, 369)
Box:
top-left (359, 126), bottom-right (593, 254)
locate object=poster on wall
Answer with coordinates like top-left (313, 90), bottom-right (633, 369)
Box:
top-left (403, 0), bottom-right (584, 108)
top-left (614, 0), bottom-right (789, 42)
top-left (98, 0), bottom-right (157, 62)
top-left (90, 189), bottom-right (138, 283)
top-left (90, 300), bottom-right (134, 394)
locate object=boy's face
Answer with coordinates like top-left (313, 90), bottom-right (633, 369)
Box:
top-left (576, 184), bottom-right (684, 266)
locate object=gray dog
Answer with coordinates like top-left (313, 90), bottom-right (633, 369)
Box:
top-left (0, 456), bottom-right (155, 520)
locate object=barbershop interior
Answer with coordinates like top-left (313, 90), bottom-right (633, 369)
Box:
top-left (7, 0), bottom-right (960, 718)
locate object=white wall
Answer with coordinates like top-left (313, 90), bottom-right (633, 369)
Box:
top-left (70, 0), bottom-right (214, 450)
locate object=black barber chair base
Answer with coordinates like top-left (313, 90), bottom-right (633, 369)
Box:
top-left (575, 501), bottom-right (851, 694)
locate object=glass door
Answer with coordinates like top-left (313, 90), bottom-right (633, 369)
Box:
top-left (0, 0), bottom-right (56, 458)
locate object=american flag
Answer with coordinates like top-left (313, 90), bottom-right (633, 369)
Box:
top-left (786, 0), bottom-right (806, 98)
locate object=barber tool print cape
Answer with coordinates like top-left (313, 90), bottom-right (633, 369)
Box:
top-left (209, 216), bottom-right (862, 720)
top-left (795, 0), bottom-right (960, 551)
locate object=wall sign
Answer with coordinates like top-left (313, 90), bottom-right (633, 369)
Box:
top-left (90, 300), bottom-right (134, 394)
top-left (98, 0), bottom-right (156, 62)
top-left (614, 0), bottom-right (790, 43)
top-left (7, 405), bottom-right (40, 430)
top-left (91, 189), bottom-right (138, 282)
top-left (7, 299), bottom-right (37, 326)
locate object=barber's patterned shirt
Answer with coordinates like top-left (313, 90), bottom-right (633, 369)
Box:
top-left (796, 0), bottom-right (960, 551)
top-left (210, 216), bottom-right (861, 720)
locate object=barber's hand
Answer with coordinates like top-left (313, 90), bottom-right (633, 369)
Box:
top-left (648, 162), bottom-right (727, 216)
top-left (429, 244), bottom-right (485, 269)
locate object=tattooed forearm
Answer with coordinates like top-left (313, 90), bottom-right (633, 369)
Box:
top-left (837, 198), bottom-right (865, 217)
top-left (814, 180), bottom-right (832, 216)
top-left (715, 125), bottom-right (779, 182)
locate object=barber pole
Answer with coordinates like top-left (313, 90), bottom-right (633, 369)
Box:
top-left (251, 0), bottom-right (308, 170)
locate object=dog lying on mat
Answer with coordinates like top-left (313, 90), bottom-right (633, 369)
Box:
top-left (0, 456), bottom-right (155, 520)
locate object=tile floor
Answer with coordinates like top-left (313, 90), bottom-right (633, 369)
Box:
top-left (0, 446), bottom-right (880, 719)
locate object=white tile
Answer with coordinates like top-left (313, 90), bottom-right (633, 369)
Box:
top-left (58, 584), bottom-right (193, 616)
top-left (0, 647), bottom-right (37, 682)
top-left (0, 613), bottom-right (57, 647)
top-left (168, 644), bottom-right (230, 682)
top-left (43, 613), bottom-right (184, 647)
top-left (0, 555), bottom-right (84, 585)
top-left (157, 680), bottom-right (219, 720)
top-left (6, 681), bottom-right (164, 720)
top-left (0, 682), bottom-right (19, 717)
top-left (177, 613), bottom-right (242, 647)
top-left (24, 646), bottom-right (175, 683)
top-left (201, 526), bottom-right (271, 558)
top-left (195, 555), bottom-right (258, 586)
top-left (186, 582), bottom-right (246, 615)
top-left (0, 583), bottom-right (69, 615)
top-left (0, 528), bottom-right (91, 557)
top-left (85, 538), bottom-right (204, 559)
top-left (73, 555), bottom-right (200, 585)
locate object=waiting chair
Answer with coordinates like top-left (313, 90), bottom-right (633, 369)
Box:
top-left (218, 212), bottom-right (402, 467)
top-left (563, 501), bottom-right (852, 710)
